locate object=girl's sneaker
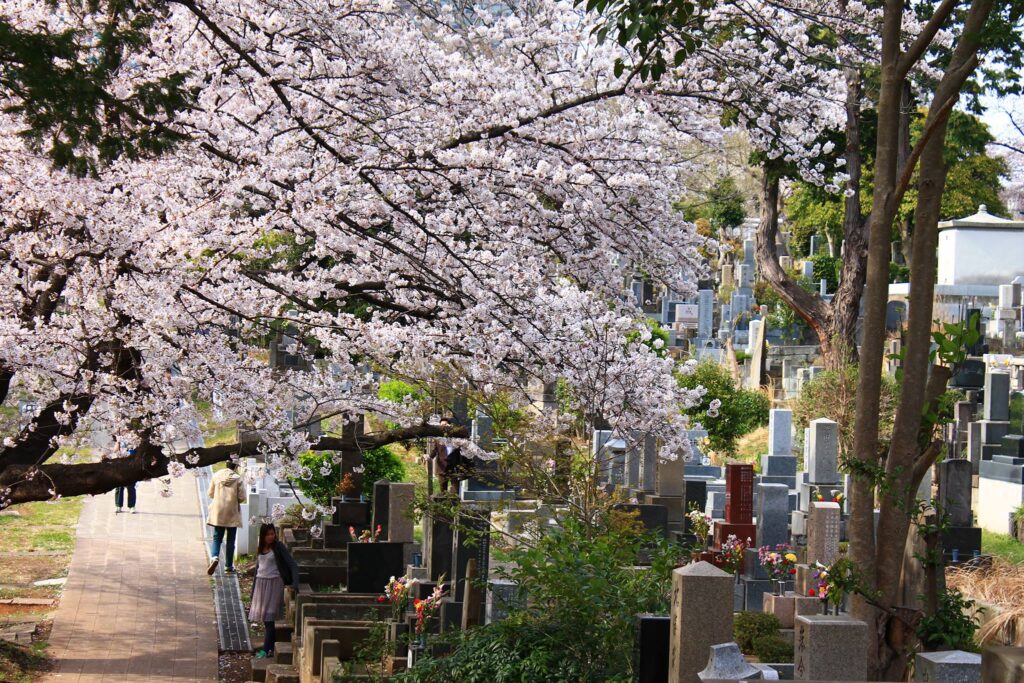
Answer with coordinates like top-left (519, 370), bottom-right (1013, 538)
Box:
top-left (255, 649), bottom-right (273, 659)
top-left (115, 507), bottom-right (122, 513)
top-left (207, 558), bottom-right (219, 575)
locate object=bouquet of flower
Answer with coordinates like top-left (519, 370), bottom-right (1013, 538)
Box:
top-left (809, 558), bottom-right (855, 610)
top-left (812, 489), bottom-right (845, 505)
top-left (720, 535), bottom-right (747, 575)
top-left (413, 580), bottom-right (447, 636)
top-left (758, 544), bottom-right (798, 581)
top-left (379, 575), bottom-right (413, 621)
top-left (688, 506), bottom-right (712, 548)
top-left (349, 524), bottom-right (383, 543)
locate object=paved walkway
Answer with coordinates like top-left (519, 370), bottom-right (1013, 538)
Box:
top-left (44, 476), bottom-right (219, 682)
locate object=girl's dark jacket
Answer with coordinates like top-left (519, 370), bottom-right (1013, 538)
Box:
top-left (251, 541), bottom-right (302, 599)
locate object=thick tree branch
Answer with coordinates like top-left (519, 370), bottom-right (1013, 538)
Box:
top-left (1, 422), bottom-right (468, 505)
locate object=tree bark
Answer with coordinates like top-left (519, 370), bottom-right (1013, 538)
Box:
top-left (1, 422), bottom-right (467, 506)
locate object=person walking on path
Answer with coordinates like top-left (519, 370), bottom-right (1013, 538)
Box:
top-left (114, 481), bottom-right (137, 513)
top-left (207, 461), bottom-right (246, 574)
top-left (250, 523), bottom-right (300, 659)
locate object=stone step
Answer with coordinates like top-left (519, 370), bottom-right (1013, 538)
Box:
top-left (274, 621), bottom-right (294, 643)
top-left (265, 663), bottom-right (300, 683)
top-left (274, 641), bottom-right (293, 666)
top-left (251, 657), bottom-right (270, 683)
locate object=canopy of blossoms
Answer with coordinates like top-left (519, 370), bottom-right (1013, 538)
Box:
top-left (0, 0), bottom-right (858, 505)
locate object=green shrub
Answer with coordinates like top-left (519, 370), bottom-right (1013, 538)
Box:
top-left (295, 451), bottom-right (338, 506)
top-left (809, 253), bottom-right (840, 292)
top-left (752, 634), bottom-right (793, 663)
top-left (916, 589), bottom-right (982, 652)
top-left (294, 447), bottom-right (406, 504)
top-left (361, 446), bottom-right (406, 498)
top-left (733, 612), bottom-right (781, 654)
top-left (395, 518), bottom-right (685, 682)
top-left (678, 360), bottom-right (770, 454)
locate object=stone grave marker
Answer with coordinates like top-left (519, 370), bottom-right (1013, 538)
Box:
top-left (794, 614), bottom-right (868, 681)
top-left (806, 502), bottom-right (841, 565)
top-left (669, 562), bottom-right (734, 683)
top-left (807, 418), bottom-right (840, 484)
top-left (914, 649), bottom-right (981, 683)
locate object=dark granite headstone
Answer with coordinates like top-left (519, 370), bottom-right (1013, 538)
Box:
top-left (346, 541), bottom-right (405, 593)
top-left (452, 510), bottom-right (491, 625)
top-left (683, 479), bottom-right (708, 517)
top-left (634, 614), bottom-right (671, 683)
top-left (331, 498), bottom-right (371, 526)
top-left (611, 503), bottom-right (670, 539)
top-left (938, 459), bottom-right (973, 528)
top-left (427, 513), bottom-right (453, 582)
top-left (1000, 434), bottom-right (1024, 458)
top-left (372, 479), bottom-right (391, 538)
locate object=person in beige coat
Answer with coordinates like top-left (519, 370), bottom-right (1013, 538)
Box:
top-left (207, 461), bottom-right (247, 575)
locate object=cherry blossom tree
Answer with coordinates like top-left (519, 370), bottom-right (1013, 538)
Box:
top-left (0, 0), bottom-right (733, 507)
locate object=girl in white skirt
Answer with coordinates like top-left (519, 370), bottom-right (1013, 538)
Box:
top-left (250, 523), bottom-right (300, 658)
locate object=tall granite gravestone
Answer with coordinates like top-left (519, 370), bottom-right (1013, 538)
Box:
top-left (757, 483), bottom-right (791, 549)
top-left (372, 479), bottom-right (391, 539)
top-left (807, 418), bottom-right (840, 485)
top-left (715, 463), bottom-right (756, 548)
top-left (386, 482), bottom-right (416, 543)
top-left (347, 542), bottom-right (405, 593)
top-left (762, 409), bottom-right (798, 489)
top-left (794, 614), bottom-right (868, 681)
top-left (639, 434), bottom-right (658, 493)
top-left (938, 459), bottom-right (981, 562)
top-left (978, 371), bottom-right (1012, 463)
top-left (793, 418), bottom-right (841, 538)
top-left (451, 509), bottom-right (491, 625)
top-left (426, 503), bottom-right (453, 582)
top-left (740, 482), bottom-right (790, 611)
top-left (806, 502), bottom-right (841, 565)
top-left (697, 289), bottom-right (714, 340)
top-left (669, 562), bottom-right (735, 683)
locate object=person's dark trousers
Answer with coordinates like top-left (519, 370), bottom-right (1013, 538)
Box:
top-left (262, 620), bottom-right (276, 653)
top-left (114, 483), bottom-right (136, 509)
top-left (210, 526), bottom-right (237, 570)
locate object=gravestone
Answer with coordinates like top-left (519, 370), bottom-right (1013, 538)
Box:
top-left (372, 479), bottom-right (391, 539)
top-left (914, 649), bottom-right (982, 683)
top-left (639, 434), bottom-right (658, 493)
top-left (768, 409), bottom-right (793, 456)
top-left (656, 449), bottom-right (685, 497)
top-left (386, 482), bottom-right (416, 543)
top-left (985, 371), bottom-right (1012, 421)
top-left (938, 459), bottom-right (974, 528)
top-left (794, 614), bottom-right (868, 681)
top-left (806, 502), bottom-right (841, 565)
top-left (426, 509), bottom-right (453, 582)
top-left (346, 542), bottom-right (405, 593)
top-left (669, 562), bottom-right (735, 683)
top-left (698, 642), bottom-right (762, 681)
top-left (807, 418), bottom-right (840, 484)
top-left (451, 509), bottom-right (491, 626)
top-left (698, 289), bottom-right (714, 339)
top-left (611, 503), bottom-right (669, 539)
top-left (716, 464), bottom-right (757, 547)
top-left (756, 483), bottom-right (790, 549)
top-left (634, 614), bottom-right (671, 683)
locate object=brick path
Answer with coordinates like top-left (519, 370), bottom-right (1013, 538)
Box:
top-left (43, 476), bottom-right (219, 682)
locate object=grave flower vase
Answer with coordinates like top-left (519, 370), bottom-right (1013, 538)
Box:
top-left (771, 579), bottom-right (785, 596)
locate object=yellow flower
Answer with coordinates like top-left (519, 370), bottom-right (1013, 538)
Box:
top-left (785, 553), bottom-right (797, 563)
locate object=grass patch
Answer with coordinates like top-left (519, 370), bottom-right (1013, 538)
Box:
top-left (983, 530), bottom-right (1024, 564)
top-left (30, 531), bottom-right (73, 552)
top-left (0, 639), bottom-right (49, 683)
top-left (0, 498), bottom-right (82, 553)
